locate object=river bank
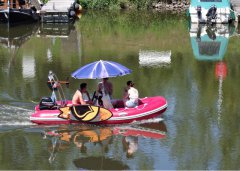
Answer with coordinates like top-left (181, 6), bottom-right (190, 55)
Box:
top-left (152, 1), bottom-right (190, 12)
top-left (78, 0), bottom-right (190, 11)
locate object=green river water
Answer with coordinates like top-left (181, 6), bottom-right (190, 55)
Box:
top-left (0, 10), bottom-right (240, 170)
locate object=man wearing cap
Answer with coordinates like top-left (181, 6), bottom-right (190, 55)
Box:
top-left (124, 81), bottom-right (139, 108)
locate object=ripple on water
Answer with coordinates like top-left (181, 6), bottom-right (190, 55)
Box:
top-left (132, 117), bottom-right (164, 125)
top-left (0, 104), bottom-right (35, 126)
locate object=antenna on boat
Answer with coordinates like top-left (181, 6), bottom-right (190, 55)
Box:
top-left (47, 70), bottom-right (67, 107)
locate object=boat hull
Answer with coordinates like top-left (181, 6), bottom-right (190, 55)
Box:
top-left (30, 96), bottom-right (168, 125)
top-left (0, 10), bottom-right (8, 23)
top-left (0, 9), bottom-right (39, 24)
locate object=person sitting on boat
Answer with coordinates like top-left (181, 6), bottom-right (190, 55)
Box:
top-left (97, 78), bottom-right (113, 98)
top-left (96, 78), bottom-right (114, 109)
top-left (72, 83), bottom-right (93, 105)
top-left (19, 0), bottom-right (26, 8)
top-left (124, 81), bottom-right (139, 108)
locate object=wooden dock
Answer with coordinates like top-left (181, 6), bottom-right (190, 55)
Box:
top-left (39, 0), bottom-right (77, 23)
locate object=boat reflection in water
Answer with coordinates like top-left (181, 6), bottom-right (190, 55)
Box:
top-left (189, 23), bottom-right (234, 61)
top-left (189, 23), bottom-right (234, 123)
top-left (37, 23), bottom-right (76, 38)
top-left (0, 23), bottom-right (76, 49)
top-left (0, 22), bottom-right (79, 106)
top-left (42, 120), bottom-right (167, 169)
top-left (0, 23), bottom-right (38, 49)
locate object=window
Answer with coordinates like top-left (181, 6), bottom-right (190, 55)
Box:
top-left (198, 42), bottom-right (221, 56)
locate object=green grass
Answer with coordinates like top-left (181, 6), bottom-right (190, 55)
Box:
top-left (78, 0), bottom-right (189, 10)
top-left (40, 0), bottom-right (190, 10)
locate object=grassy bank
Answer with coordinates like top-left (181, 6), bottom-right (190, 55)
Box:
top-left (80, 0), bottom-right (190, 10)
top-left (78, 0), bottom-right (155, 10)
top-left (41, 0), bottom-right (190, 10)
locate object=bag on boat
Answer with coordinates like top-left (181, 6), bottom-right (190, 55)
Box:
top-left (102, 94), bottom-right (113, 109)
top-left (101, 85), bottom-right (113, 109)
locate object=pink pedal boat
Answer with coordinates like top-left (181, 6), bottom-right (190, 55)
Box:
top-left (30, 96), bottom-right (167, 125)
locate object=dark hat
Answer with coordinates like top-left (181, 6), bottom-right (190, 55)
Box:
top-left (127, 80), bottom-right (134, 86)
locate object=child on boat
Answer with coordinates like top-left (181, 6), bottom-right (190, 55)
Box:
top-left (124, 81), bottom-right (139, 108)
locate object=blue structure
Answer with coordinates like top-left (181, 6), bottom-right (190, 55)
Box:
top-left (191, 0), bottom-right (232, 9)
top-left (188, 0), bottom-right (235, 23)
top-left (189, 24), bottom-right (232, 61)
top-left (191, 34), bottom-right (228, 61)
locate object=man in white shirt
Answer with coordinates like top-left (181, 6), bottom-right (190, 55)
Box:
top-left (124, 80), bottom-right (139, 108)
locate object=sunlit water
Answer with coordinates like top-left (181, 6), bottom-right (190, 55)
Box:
top-left (1, 10), bottom-right (240, 170)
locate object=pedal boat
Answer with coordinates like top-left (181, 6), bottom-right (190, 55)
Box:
top-left (30, 96), bottom-right (167, 125)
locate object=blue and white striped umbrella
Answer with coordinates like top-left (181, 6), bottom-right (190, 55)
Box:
top-left (71, 60), bottom-right (132, 79)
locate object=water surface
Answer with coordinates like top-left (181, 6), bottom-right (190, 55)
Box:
top-left (1, 11), bottom-right (240, 170)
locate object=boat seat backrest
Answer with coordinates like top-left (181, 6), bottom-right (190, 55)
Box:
top-left (138, 99), bottom-right (144, 105)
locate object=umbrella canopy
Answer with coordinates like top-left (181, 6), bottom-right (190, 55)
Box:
top-left (71, 60), bottom-right (132, 79)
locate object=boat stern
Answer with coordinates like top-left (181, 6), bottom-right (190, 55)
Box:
top-left (188, 0), bottom-right (234, 24)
